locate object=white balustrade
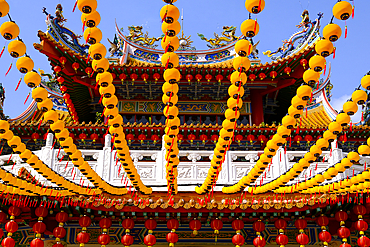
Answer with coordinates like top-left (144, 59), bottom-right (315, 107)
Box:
top-left (0, 134), bottom-right (360, 192)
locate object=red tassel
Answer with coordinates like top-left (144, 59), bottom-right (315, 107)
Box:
top-left (15, 78), bottom-right (21, 91)
top-left (82, 19), bottom-right (86, 32)
top-left (24, 92), bottom-right (30, 105)
top-left (324, 63), bottom-right (327, 76)
top-left (350, 121), bottom-right (353, 131)
top-left (345, 25), bottom-right (347, 39)
top-left (0, 46), bottom-right (5, 58)
top-left (86, 54), bottom-right (90, 64)
top-left (72, 0), bottom-right (78, 12)
top-left (333, 47), bottom-right (336, 59)
top-left (5, 63), bottom-right (12, 76)
top-left (352, 6), bottom-right (355, 18)
top-left (362, 111), bottom-right (364, 122)
top-left (38, 117), bottom-right (43, 130)
top-left (98, 93), bottom-right (104, 104)
top-left (315, 163), bottom-right (318, 170)
top-left (306, 108), bottom-right (308, 118)
top-left (85, 33), bottom-right (90, 44)
top-left (253, 19), bottom-right (257, 34)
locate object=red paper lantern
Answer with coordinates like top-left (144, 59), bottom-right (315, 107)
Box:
top-left (195, 74), bottom-right (202, 81)
top-left (355, 220), bottom-right (369, 232)
top-left (56, 77), bottom-right (64, 84)
top-left (59, 57), bottom-right (67, 65)
top-left (249, 74), bottom-right (256, 81)
top-left (259, 73), bottom-right (266, 80)
top-left (232, 234), bottom-right (245, 247)
top-left (167, 219), bottom-right (179, 230)
top-left (216, 74), bottom-right (223, 82)
top-left (31, 133), bottom-right (40, 141)
top-left (276, 234), bottom-right (288, 246)
top-left (187, 134), bottom-right (196, 141)
top-left (5, 221), bottom-right (18, 233)
top-left (153, 73), bottom-right (160, 82)
top-left (166, 232), bottom-right (178, 246)
top-left (211, 219), bottom-right (223, 234)
top-left (52, 244), bottom-right (64, 247)
top-left (0, 211), bottom-right (7, 223)
top-left (319, 231), bottom-right (332, 243)
top-left (144, 234), bottom-right (156, 246)
top-left (72, 62), bottom-right (79, 72)
top-left (316, 215), bottom-right (329, 226)
top-left (151, 135), bottom-right (160, 142)
top-left (122, 218), bottom-right (135, 231)
top-left (77, 232), bottom-right (90, 244)
top-left (340, 244), bottom-right (351, 247)
top-left (99, 218), bottom-right (112, 229)
top-left (253, 236), bottom-right (266, 247)
top-left (295, 219), bottom-right (307, 230)
top-left (53, 227), bottom-right (66, 238)
top-left (177, 134), bottom-right (184, 142)
top-left (60, 86), bottom-right (67, 93)
top-left (119, 73), bottom-right (127, 82)
top-left (63, 94), bottom-right (70, 100)
top-left (1, 238), bottom-right (15, 247)
top-left (130, 73), bottom-right (138, 81)
top-left (296, 233), bottom-right (309, 245)
top-left (30, 239), bottom-right (44, 247)
top-left (145, 219), bottom-right (157, 230)
top-left (235, 134), bottom-right (243, 142)
top-left (294, 135), bottom-right (303, 143)
top-left (335, 211), bottom-right (348, 222)
top-left (33, 222), bottom-right (46, 234)
top-left (121, 234), bottom-right (134, 246)
top-left (138, 134), bottom-right (146, 141)
top-left (189, 219), bottom-right (201, 235)
top-left (358, 236), bottom-right (370, 247)
top-left (35, 206), bottom-right (48, 218)
top-left (200, 134), bottom-right (208, 142)
top-left (284, 67), bottom-right (291, 75)
top-left (79, 216), bottom-right (92, 228)
top-left (270, 71), bottom-right (277, 79)
top-left (354, 205), bottom-right (367, 215)
top-left (141, 73), bottom-right (149, 82)
top-left (186, 74), bottom-right (193, 82)
top-left (85, 67), bottom-right (93, 76)
top-left (258, 135), bottom-right (267, 143)
top-left (300, 59), bottom-right (308, 68)
top-left (304, 135), bottom-right (313, 143)
top-left (247, 134), bottom-right (255, 143)
top-left (232, 219), bottom-right (244, 231)
top-left (97, 234), bottom-right (110, 245)
top-left (205, 74), bottom-right (212, 82)
top-left (54, 65), bottom-right (62, 74)
top-left (211, 134), bottom-right (218, 143)
top-left (79, 133), bottom-right (87, 141)
top-left (8, 206), bottom-right (21, 217)
top-left (253, 221), bottom-right (265, 232)
top-left (126, 134), bottom-right (134, 141)
top-left (274, 219), bottom-right (287, 229)
top-left (90, 133), bottom-right (99, 142)
top-left (337, 227), bottom-right (350, 238)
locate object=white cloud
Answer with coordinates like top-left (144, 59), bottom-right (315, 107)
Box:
top-left (331, 95), bottom-right (363, 123)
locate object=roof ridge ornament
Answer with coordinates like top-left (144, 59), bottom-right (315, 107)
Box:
top-left (197, 26), bottom-right (238, 49)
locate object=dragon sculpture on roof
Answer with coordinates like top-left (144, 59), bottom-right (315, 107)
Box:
top-left (125, 26), bottom-right (163, 48)
top-left (263, 10), bottom-right (323, 60)
top-left (197, 26), bottom-right (238, 49)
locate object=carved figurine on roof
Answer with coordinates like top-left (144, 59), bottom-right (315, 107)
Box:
top-left (125, 26), bottom-right (163, 48)
top-left (42, 4), bottom-right (88, 55)
top-left (263, 10), bottom-right (323, 60)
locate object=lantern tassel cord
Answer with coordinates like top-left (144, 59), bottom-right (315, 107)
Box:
top-left (15, 78), bottom-right (22, 91)
top-left (5, 61), bottom-right (13, 77)
top-left (72, 0), bottom-right (78, 12)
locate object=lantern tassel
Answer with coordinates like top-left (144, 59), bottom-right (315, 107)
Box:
top-left (15, 78), bottom-right (22, 91)
top-left (5, 62), bottom-right (12, 76)
top-left (82, 18), bottom-right (86, 32)
top-left (72, 0), bottom-right (78, 12)
top-left (333, 47), bottom-right (336, 59)
top-left (345, 25), bottom-right (347, 38)
top-left (24, 92), bottom-right (30, 105)
top-left (85, 33), bottom-right (90, 44)
top-left (0, 46), bottom-right (4, 58)
top-left (352, 5), bottom-right (355, 18)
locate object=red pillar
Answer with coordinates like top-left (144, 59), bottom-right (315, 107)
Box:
top-left (250, 89), bottom-right (264, 125)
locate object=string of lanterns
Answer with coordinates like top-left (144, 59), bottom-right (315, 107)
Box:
top-left (143, 218), bottom-right (157, 247)
top-left (30, 206), bottom-right (48, 247)
top-left (228, 0), bottom-right (356, 195)
top-left (53, 211), bottom-right (68, 247)
top-left (198, 0), bottom-right (263, 195)
top-left (0, 120), bottom-right (95, 197)
top-left (275, 219), bottom-right (288, 247)
top-left (317, 215), bottom-right (331, 247)
top-left (160, 0), bottom-right (181, 197)
top-left (78, 0), bottom-right (152, 195)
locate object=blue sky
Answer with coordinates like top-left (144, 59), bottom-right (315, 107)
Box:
top-left (0, 0), bottom-right (369, 121)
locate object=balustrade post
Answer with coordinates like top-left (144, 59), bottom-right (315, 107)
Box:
top-left (40, 133), bottom-right (55, 169)
top-left (331, 139), bottom-right (344, 180)
top-left (96, 134), bottom-right (112, 181)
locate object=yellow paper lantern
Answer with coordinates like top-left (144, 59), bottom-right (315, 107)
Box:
top-left (16, 56), bottom-right (34, 73)
top-left (0, 21), bottom-right (19, 40)
top-left (309, 55), bottom-right (326, 72)
top-left (240, 19), bottom-right (259, 38)
top-left (81, 11), bottom-right (101, 28)
top-left (333, 1), bottom-right (352, 20)
top-left (7, 40), bottom-right (26, 58)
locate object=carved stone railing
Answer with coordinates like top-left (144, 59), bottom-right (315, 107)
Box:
top-left (1, 134), bottom-right (355, 192)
